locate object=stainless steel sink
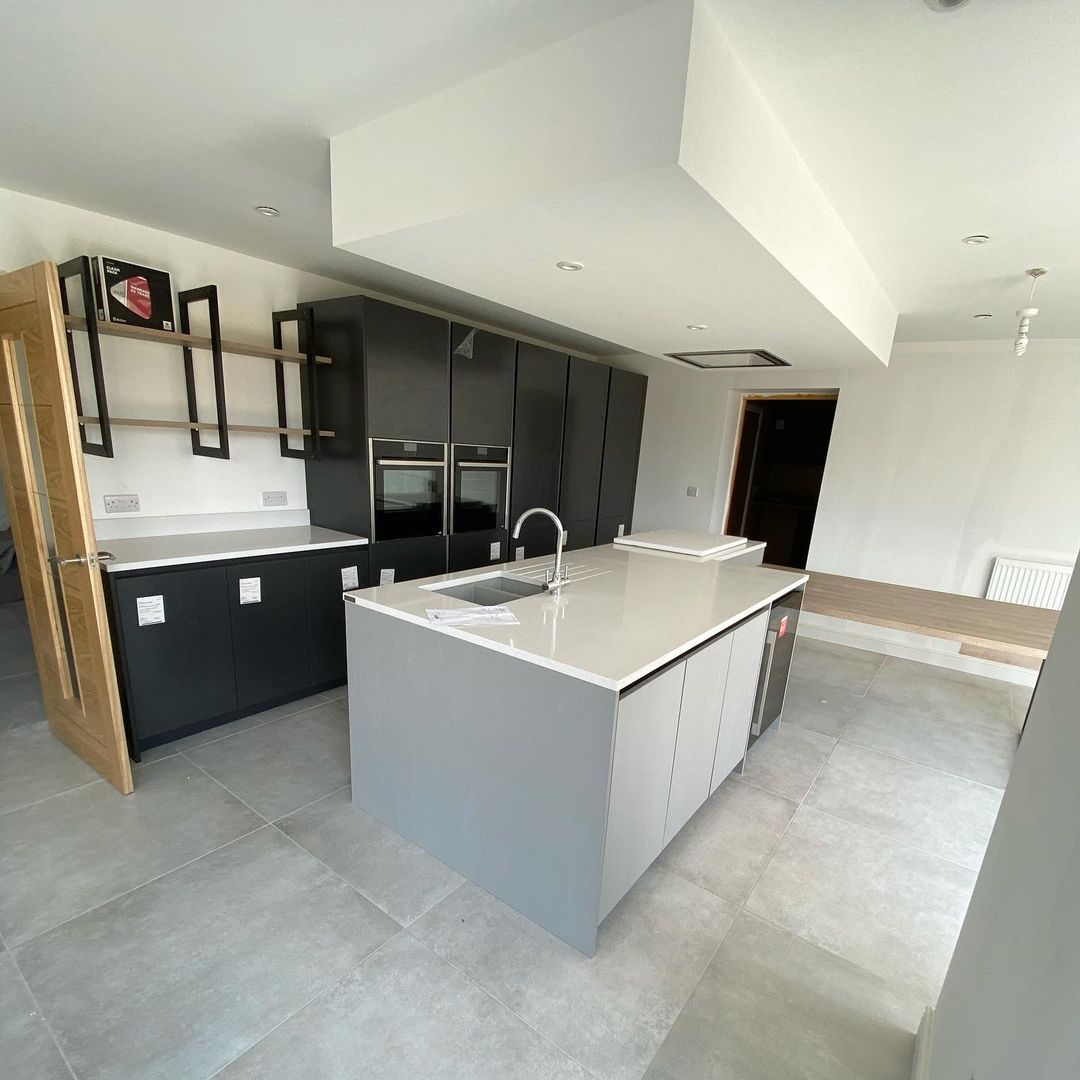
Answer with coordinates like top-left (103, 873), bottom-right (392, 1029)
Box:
top-left (428, 575), bottom-right (545, 606)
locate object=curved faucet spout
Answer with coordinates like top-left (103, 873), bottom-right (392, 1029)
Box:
top-left (512, 507), bottom-right (568, 591)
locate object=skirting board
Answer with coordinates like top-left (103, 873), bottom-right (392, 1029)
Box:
top-left (799, 612), bottom-right (1039, 688)
top-left (911, 1005), bottom-right (934, 1080)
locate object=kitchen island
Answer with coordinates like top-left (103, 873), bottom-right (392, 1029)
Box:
top-left (345, 543), bottom-right (806, 954)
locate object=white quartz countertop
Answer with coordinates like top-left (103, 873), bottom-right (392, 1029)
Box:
top-left (614, 529), bottom-right (748, 557)
top-left (101, 526), bottom-right (368, 573)
top-left (345, 543), bottom-right (806, 691)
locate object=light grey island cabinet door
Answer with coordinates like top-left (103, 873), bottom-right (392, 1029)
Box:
top-left (711, 608), bottom-right (770, 790)
top-left (664, 634), bottom-right (734, 845)
top-left (598, 662), bottom-right (686, 921)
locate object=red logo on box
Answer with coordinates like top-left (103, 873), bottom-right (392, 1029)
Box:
top-left (778, 615), bottom-right (789, 638)
top-left (109, 276), bottom-right (153, 320)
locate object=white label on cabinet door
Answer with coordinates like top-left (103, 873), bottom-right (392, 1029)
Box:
top-left (340, 565), bottom-right (360, 590)
top-left (379, 568), bottom-right (395, 585)
top-left (514, 546), bottom-right (525, 561)
top-left (136, 595), bottom-right (165, 626)
top-left (617, 523), bottom-right (626, 537)
top-left (238, 577), bottom-right (262, 605)
top-left (489, 541), bottom-right (501, 561)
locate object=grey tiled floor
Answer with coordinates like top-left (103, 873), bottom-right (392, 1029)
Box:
top-left (0, 603), bottom-right (1024, 1080)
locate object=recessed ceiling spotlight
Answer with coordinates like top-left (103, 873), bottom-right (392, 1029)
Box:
top-left (686, 324), bottom-right (708, 331)
top-left (962, 234), bottom-right (990, 245)
top-left (926, 0), bottom-right (973, 11)
top-left (973, 313), bottom-right (993, 319)
top-left (254, 205), bottom-right (280, 217)
top-left (555, 260), bottom-right (585, 272)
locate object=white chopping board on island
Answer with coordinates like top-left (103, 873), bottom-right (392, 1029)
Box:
top-left (613, 528), bottom-right (748, 558)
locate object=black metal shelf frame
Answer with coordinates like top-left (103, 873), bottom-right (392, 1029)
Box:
top-left (272, 307), bottom-right (320, 461)
top-left (58, 256), bottom-right (114, 458)
top-left (179, 285), bottom-right (229, 459)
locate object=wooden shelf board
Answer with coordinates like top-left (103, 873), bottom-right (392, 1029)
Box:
top-left (789, 568), bottom-right (1057, 660)
top-left (65, 315), bottom-right (331, 366)
top-left (79, 416), bottom-right (334, 439)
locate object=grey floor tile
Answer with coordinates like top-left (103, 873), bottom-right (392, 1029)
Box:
top-left (1010, 683), bottom-right (1033, 727)
top-left (0, 755), bottom-right (263, 946)
top-left (659, 776), bottom-right (797, 904)
top-left (740, 724), bottom-right (836, 802)
top-left (866, 657), bottom-right (1016, 733)
top-left (645, 912), bottom-right (918, 1080)
top-left (411, 869), bottom-right (737, 1080)
top-left (746, 806), bottom-right (976, 1004)
top-left (0, 723), bottom-right (99, 815)
top-left (14, 827), bottom-right (399, 1080)
top-left (186, 701), bottom-right (350, 820)
top-left (782, 676), bottom-right (864, 737)
top-left (0, 627), bottom-right (36, 681)
top-left (0, 672), bottom-right (47, 732)
top-left (0, 952), bottom-right (71, 1080)
top-left (790, 639), bottom-right (884, 694)
top-left (843, 696), bottom-right (1017, 788)
top-left (219, 931), bottom-right (591, 1080)
top-left (167, 693), bottom-right (329, 753)
top-left (276, 789), bottom-right (463, 925)
top-left (805, 742), bottom-right (1003, 871)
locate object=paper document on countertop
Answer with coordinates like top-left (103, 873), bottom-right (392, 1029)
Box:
top-left (427, 606), bottom-right (520, 627)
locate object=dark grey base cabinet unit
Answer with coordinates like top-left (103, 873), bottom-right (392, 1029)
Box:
top-left (228, 558), bottom-right (312, 709)
top-left (449, 529), bottom-right (508, 572)
top-left (106, 547), bottom-right (369, 756)
top-left (111, 566), bottom-right (237, 749)
top-left (370, 536), bottom-right (447, 584)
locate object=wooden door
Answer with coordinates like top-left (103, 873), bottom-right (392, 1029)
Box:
top-left (0, 262), bottom-right (133, 793)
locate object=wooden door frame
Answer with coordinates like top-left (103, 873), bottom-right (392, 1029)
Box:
top-left (721, 390), bottom-right (839, 537)
top-left (0, 262), bottom-right (133, 793)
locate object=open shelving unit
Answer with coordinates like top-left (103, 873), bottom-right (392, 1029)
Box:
top-left (58, 256), bottom-right (333, 461)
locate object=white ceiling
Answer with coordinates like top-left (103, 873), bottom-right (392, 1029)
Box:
top-left (0, 0), bottom-right (645, 355)
top-left (1, 0), bottom-right (1077, 354)
top-left (713, 0), bottom-right (1080, 341)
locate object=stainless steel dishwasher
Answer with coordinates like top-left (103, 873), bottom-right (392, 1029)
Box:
top-left (747, 587), bottom-right (803, 746)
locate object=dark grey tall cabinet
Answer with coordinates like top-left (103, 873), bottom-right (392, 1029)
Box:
top-left (559, 357), bottom-right (611, 551)
top-left (510, 343), bottom-right (568, 557)
top-left (595, 368), bottom-right (648, 544)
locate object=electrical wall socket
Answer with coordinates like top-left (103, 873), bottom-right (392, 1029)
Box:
top-left (261, 491), bottom-right (288, 507)
top-left (686, 486), bottom-right (699, 498)
top-left (104, 494), bottom-right (140, 514)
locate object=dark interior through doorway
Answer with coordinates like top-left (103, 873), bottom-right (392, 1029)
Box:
top-left (725, 395), bottom-right (838, 570)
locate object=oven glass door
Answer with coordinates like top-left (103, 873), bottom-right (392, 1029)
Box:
top-left (454, 464), bottom-right (508, 533)
top-left (374, 461), bottom-right (445, 541)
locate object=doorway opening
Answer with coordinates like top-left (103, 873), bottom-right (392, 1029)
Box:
top-left (725, 394), bottom-right (838, 570)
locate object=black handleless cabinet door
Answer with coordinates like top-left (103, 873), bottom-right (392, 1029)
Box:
top-left (364, 298), bottom-right (449, 442)
top-left (303, 297), bottom-right (369, 537)
top-left (597, 368), bottom-right (648, 528)
top-left (451, 325), bottom-right (516, 446)
top-left (228, 557), bottom-right (312, 709)
top-left (510, 343), bottom-right (568, 552)
top-left (559, 357), bottom-right (610, 538)
top-left (370, 536), bottom-right (448, 584)
top-left (449, 528), bottom-right (508, 572)
top-left (307, 549), bottom-right (370, 687)
top-left (112, 567), bottom-right (236, 746)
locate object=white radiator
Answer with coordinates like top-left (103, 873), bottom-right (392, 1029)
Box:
top-left (986, 557), bottom-right (1073, 610)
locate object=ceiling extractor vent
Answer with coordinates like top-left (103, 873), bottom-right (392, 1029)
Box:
top-left (665, 349), bottom-right (790, 370)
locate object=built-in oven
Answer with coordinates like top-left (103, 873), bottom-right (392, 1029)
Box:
top-left (451, 444), bottom-right (510, 534)
top-left (369, 439), bottom-right (448, 543)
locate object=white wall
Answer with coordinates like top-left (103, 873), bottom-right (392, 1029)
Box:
top-left (924, 560), bottom-right (1080, 1079)
top-left (0, 186), bottom-right (357, 533)
top-left (625, 339), bottom-right (1080, 596)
